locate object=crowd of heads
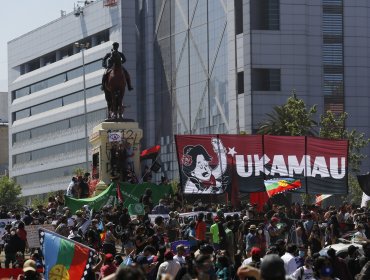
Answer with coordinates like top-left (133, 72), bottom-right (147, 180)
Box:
top-left (1, 193), bottom-right (370, 279)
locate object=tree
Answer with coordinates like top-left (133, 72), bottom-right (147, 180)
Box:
top-left (257, 91), bottom-right (317, 136)
top-left (257, 91), bottom-right (317, 203)
top-left (319, 111), bottom-right (370, 204)
top-left (0, 176), bottom-right (22, 207)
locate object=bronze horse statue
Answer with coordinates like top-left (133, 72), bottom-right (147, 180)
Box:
top-left (104, 50), bottom-right (126, 119)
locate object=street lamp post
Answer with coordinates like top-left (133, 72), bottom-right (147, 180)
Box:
top-left (75, 42), bottom-right (90, 172)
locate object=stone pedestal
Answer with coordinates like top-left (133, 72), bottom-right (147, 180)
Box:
top-left (90, 121), bottom-right (143, 186)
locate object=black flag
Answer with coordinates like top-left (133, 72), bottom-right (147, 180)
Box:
top-left (357, 174), bottom-right (370, 196)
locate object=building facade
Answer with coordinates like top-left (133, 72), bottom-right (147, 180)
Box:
top-left (0, 92), bottom-right (9, 175)
top-left (8, 0), bottom-right (370, 197)
top-left (8, 0), bottom-right (137, 196)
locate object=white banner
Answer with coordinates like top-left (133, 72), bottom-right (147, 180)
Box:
top-left (108, 131), bottom-right (122, 142)
top-left (25, 224), bottom-right (55, 248)
top-left (148, 211), bottom-right (242, 224)
top-left (0, 219), bottom-right (15, 244)
top-left (361, 192), bottom-right (370, 208)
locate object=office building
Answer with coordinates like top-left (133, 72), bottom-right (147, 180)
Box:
top-left (8, 0), bottom-right (370, 197)
top-left (0, 92), bottom-right (8, 175)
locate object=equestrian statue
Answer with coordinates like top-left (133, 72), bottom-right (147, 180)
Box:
top-left (101, 42), bottom-right (133, 120)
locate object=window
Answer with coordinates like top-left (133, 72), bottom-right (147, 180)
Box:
top-left (251, 0), bottom-right (280, 30)
top-left (237, 71), bottom-right (244, 94)
top-left (324, 96), bottom-right (344, 114)
top-left (15, 164), bottom-right (85, 186)
top-left (252, 69), bottom-right (280, 91)
top-left (13, 60), bottom-right (102, 102)
top-left (235, 0), bottom-right (243, 34)
top-left (14, 108), bottom-right (30, 121)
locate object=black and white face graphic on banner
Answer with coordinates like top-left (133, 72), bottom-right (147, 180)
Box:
top-left (182, 138), bottom-right (227, 194)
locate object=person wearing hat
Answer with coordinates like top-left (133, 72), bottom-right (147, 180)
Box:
top-left (55, 216), bottom-right (69, 237)
top-left (267, 216), bottom-right (284, 246)
top-left (238, 253), bottom-right (288, 280)
top-left (156, 251), bottom-right (181, 279)
top-left (245, 224), bottom-right (258, 254)
top-left (100, 253), bottom-right (117, 279)
top-left (74, 210), bottom-right (86, 228)
top-left (101, 42), bottom-right (133, 91)
top-left (17, 259), bottom-right (42, 280)
top-left (103, 222), bottom-right (119, 256)
top-left (241, 246), bottom-right (262, 267)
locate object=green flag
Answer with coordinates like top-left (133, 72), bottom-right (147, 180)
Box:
top-left (65, 182), bottom-right (174, 214)
top-left (65, 183), bottom-right (115, 213)
top-left (128, 203), bottom-right (145, 216)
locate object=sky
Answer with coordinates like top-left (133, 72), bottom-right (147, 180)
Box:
top-left (0, 0), bottom-right (79, 92)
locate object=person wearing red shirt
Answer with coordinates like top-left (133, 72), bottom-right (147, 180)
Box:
top-left (100, 253), bottom-right (117, 278)
top-left (195, 213), bottom-right (207, 241)
top-left (16, 222), bottom-right (28, 255)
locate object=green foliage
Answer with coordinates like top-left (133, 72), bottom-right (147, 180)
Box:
top-left (319, 111), bottom-right (346, 139)
top-left (257, 91), bottom-right (317, 136)
top-left (301, 193), bottom-right (315, 205)
top-left (170, 179), bottom-right (180, 194)
top-left (319, 111), bottom-right (370, 204)
top-left (319, 111), bottom-right (370, 173)
top-left (73, 167), bottom-right (86, 177)
top-left (0, 176), bottom-right (22, 207)
top-left (347, 174), bottom-right (363, 205)
top-left (258, 95), bottom-right (369, 204)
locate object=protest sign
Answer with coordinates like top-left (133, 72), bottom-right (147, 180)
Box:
top-left (26, 224), bottom-right (55, 248)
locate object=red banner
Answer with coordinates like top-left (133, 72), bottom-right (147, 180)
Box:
top-left (175, 135), bottom-right (348, 195)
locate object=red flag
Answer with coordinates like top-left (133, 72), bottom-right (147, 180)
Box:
top-left (315, 194), bottom-right (332, 206)
top-left (250, 192), bottom-right (269, 212)
top-left (140, 145), bottom-right (161, 160)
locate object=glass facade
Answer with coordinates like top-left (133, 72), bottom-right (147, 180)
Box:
top-left (251, 0), bottom-right (280, 30)
top-left (251, 69), bottom-right (281, 91)
top-left (154, 0), bottom-right (229, 138)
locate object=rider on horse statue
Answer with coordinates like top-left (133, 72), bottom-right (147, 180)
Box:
top-left (101, 42), bottom-right (133, 91)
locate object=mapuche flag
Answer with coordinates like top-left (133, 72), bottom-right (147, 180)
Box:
top-left (39, 228), bottom-right (95, 280)
top-left (264, 178), bottom-right (301, 197)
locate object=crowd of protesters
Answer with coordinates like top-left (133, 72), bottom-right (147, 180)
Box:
top-left (1, 190), bottom-right (370, 280)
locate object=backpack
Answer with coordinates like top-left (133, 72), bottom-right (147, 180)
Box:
top-left (297, 267), bottom-right (304, 280)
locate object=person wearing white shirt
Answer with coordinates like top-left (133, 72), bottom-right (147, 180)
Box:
top-left (241, 247), bottom-right (262, 268)
top-left (157, 251), bottom-right (181, 280)
top-left (173, 245), bottom-right (186, 266)
top-left (352, 224), bottom-right (369, 242)
top-left (281, 244), bottom-right (298, 276)
top-left (292, 256), bottom-right (315, 280)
